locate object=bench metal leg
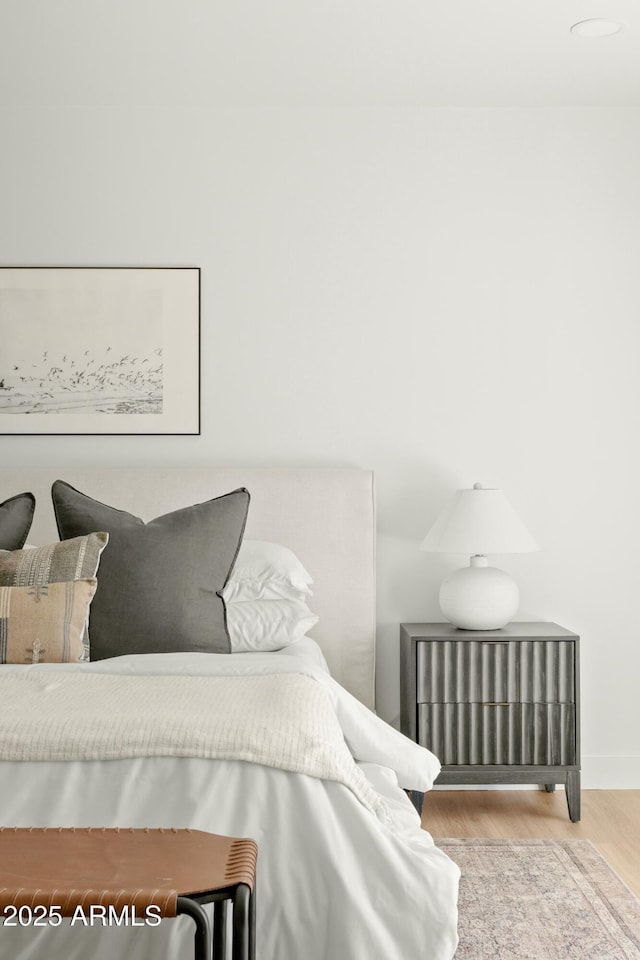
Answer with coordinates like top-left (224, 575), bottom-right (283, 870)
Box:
top-left (214, 900), bottom-right (228, 959)
top-left (232, 884), bottom-right (254, 960)
top-left (177, 896), bottom-right (212, 960)
top-left (249, 881), bottom-right (256, 960)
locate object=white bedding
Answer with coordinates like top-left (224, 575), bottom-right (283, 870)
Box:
top-left (0, 639), bottom-right (459, 960)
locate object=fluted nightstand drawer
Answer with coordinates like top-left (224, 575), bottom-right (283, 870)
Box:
top-left (416, 639), bottom-right (575, 704)
top-left (417, 701), bottom-right (577, 766)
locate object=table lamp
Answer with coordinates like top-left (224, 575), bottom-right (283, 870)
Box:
top-left (420, 482), bottom-right (539, 630)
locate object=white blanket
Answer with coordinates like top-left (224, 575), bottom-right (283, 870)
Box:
top-left (0, 644), bottom-right (442, 793)
top-left (0, 671), bottom-right (379, 811)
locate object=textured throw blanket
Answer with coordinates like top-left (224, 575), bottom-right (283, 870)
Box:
top-left (0, 671), bottom-right (379, 811)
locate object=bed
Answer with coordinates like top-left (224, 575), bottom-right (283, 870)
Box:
top-left (0, 467), bottom-right (459, 960)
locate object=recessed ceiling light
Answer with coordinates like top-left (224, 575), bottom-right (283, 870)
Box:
top-left (570, 18), bottom-right (624, 38)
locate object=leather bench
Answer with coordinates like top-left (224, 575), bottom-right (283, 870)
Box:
top-left (0, 827), bottom-right (257, 960)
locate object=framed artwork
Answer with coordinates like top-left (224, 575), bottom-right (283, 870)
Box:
top-left (0, 267), bottom-right (200, 435)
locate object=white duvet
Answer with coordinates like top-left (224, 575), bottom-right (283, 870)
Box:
top-left (0, 640), bottom-right (459, 960)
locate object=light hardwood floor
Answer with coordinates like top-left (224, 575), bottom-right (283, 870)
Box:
top-left (421, 789), bottom-right (640, 898)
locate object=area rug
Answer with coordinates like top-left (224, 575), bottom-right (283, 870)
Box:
top-left (436, 838), bottom-right (640, 959)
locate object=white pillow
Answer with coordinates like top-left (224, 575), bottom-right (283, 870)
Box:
top-left (226, 599), bottom-right (319, 653)
top-left (223, 540), bottom-right (313, 603)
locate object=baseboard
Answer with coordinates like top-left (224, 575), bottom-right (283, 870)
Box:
top-left (432, 757), bottom-right (640, 790)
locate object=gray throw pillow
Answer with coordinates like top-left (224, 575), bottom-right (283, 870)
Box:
top-left (52, 481), bottom-right (250, 660)
top-left (0, 493), bottom-right (36, 550)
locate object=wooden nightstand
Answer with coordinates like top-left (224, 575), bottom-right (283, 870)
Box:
top-left (400, 622), bottom-right (581, 822)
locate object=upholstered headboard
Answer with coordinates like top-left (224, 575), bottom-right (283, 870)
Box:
top-left (0, 467), bottom-right (376, 708)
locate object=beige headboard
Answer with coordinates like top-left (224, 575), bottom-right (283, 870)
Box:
top-left (0, 467), bottom-right (376, 708)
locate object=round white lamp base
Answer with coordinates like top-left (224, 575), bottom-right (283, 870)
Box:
top-left (439, 556), bottom-right (519, 630)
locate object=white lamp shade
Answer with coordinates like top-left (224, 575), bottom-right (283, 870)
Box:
top-left (420, 484), bottom-right (539, 555)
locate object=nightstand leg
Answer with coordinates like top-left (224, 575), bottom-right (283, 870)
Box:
top-left (566, 771), bottom-right (581, 822)
top-left (409, 791), bottom-right (424, 816)
top-left (544, 784), bottom-right (556, 792)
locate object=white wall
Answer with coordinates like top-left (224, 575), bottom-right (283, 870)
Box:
top-left (1, 106), bottom-right (639, 786)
